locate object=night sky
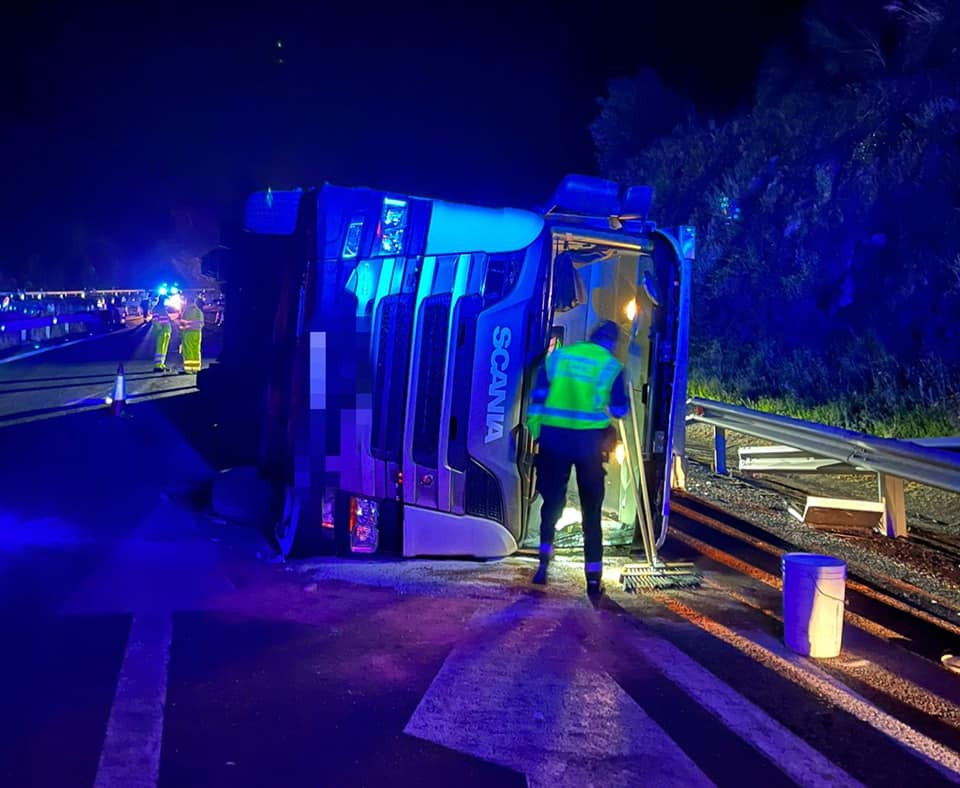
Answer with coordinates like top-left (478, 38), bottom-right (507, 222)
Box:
top-left (2, 1), bottom-right (807, 280)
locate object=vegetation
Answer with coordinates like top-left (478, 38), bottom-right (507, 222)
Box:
top-left (593, 1), bottom-right (960, 437)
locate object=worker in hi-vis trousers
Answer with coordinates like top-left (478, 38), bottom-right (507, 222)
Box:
top-left (526, 320), bottom-right (629, 597)
top-left (151, 295), bottom-right (180, 372)
top-left (178, 295), bottom-right (205, 374)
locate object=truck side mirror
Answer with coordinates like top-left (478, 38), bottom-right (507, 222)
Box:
top-left (552, 252), bottom-right (586, 313)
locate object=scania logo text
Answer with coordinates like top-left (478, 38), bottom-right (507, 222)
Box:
top-left (485, 326), bottom-right (511, 443)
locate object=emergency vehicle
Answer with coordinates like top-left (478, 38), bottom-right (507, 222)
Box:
top-left (199, 175), bottom-right (694, 559)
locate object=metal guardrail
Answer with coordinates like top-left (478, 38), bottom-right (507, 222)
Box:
top-left (1, 288), bottom-right (209, 306)
top-left (686, 397), bottom-right (960, 538)
top-left (2, 289), bottom-right (145, 298)
top-left (1, 292), bottom-right (146, 358)
top-left (738, 439), bottom-right (960, 474)
top-left (1, 288), bottom-right (222, 357)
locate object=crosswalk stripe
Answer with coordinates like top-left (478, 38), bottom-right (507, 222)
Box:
top-left (94, 614), bottom-right (172, 788)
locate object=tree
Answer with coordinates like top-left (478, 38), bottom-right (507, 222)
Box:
top-left (591, 69), bottom-right (693, 176)
top-left (592, 2), bottom-right (960, 428)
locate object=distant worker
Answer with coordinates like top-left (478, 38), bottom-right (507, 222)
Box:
top-left (526, 320), bottom-right (629, 597)
top-left (151, 293), bottom-right (181, 372)
top-left (178, 294), bottom-right (205, 374)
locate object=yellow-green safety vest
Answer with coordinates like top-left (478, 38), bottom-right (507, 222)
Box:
top-left (151, 304), bottom-right (177, 326)
top-left (180, 304), bottom-right (204, 331)
top-left (528, 341), bottom-right (623, 438)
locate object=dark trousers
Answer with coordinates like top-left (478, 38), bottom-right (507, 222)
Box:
top-left (535, 426), bottom-right (607, 569)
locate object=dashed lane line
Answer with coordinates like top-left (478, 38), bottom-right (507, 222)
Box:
top-left (93, 614), bottom-right (172, 788)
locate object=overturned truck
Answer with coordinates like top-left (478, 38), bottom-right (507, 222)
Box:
top-left (199, 175), bottom-right (694, 559)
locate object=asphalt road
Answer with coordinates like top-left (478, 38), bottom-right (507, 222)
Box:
top-left (3, 494), bottom-right (960, 788)
top-left (0, 321), bottom-right (222, 425)
top-left (1, 330), bottom-right (960, 786)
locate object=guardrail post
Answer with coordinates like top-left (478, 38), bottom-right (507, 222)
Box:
top-left (713, 426), bottom-right (727, 475)
top-left (878, 473), bottom-right (907, 538)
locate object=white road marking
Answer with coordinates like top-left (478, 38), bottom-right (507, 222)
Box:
top-left (657, 595), bottom-right (960, 784)
top-left (605, 614), bottom-right (864, 788)
top-left (0, 326), bottom-right (139, 365)
top-left (0, 385), bottom-right (198, 427)
top-left (405, 600), bottom-right (714, 787)
top-left (94, 614), bottom-right (172, 788)
top-left (749, 626), bottom-right (960, 784)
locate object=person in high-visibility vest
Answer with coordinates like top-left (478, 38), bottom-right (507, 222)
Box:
top-left (178, 294), bottom-right (205, 374)
top-left (151, 295), bottom-right (180, 372)
top-left (526, 320), bottom-right (629, 597)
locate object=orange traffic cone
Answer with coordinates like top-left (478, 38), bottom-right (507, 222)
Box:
top-left (107, 363), bottom-right (126, 416)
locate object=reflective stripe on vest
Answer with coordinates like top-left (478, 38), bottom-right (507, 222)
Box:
top-left (538, 342), bottom-right (622, 431)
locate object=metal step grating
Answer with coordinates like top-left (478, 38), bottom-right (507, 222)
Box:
top-left (620, 562), bottom-right (703, 592)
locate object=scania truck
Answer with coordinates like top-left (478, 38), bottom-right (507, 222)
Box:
top-left (199, 175), bottom-right (694, 559)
